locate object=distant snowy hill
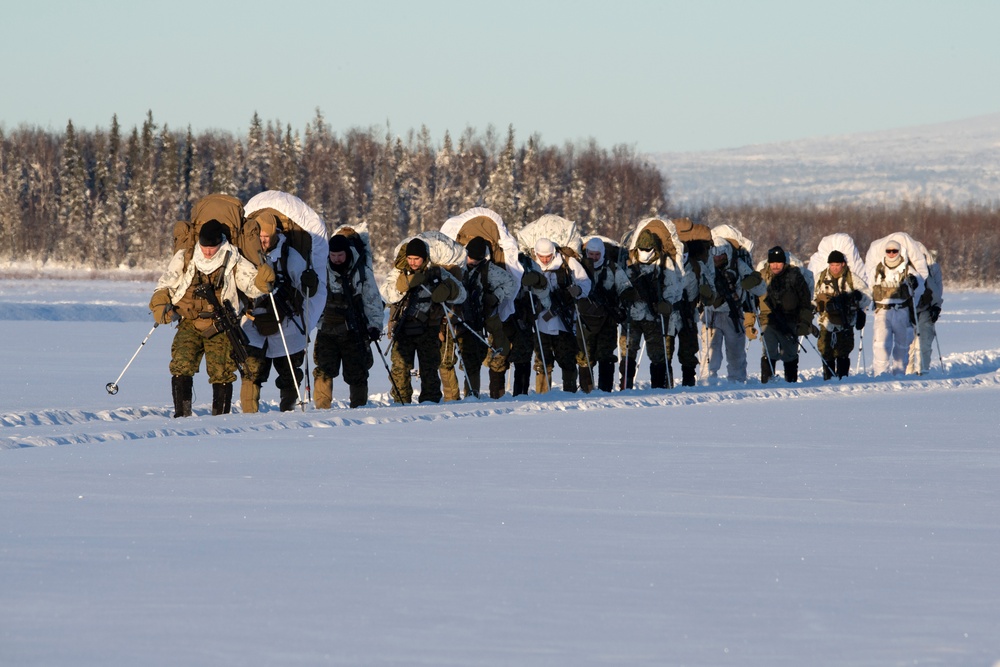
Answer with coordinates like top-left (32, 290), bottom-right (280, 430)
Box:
top-left (650, 112), bottom-right (1000, 208)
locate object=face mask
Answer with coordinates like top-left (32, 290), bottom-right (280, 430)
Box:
top-left (638, 249), bottom-right (656, 263)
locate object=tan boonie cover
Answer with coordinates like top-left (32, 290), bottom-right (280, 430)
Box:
top-left (453, 215), bottom-right (506, 268)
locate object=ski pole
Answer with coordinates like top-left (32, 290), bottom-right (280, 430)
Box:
top-left (659, 313), bottom-right (673, 388)
top-left (575, 302), bottom-right (592, 378)
top-left (106, 323), bottom-right (159, 395)
top-left (528, 291), bottom-right (550, 393)
top-left (269, 291), bottom-right (305, 410)
top-left (800, 331), bottom-right (835, 379)
top-left (373, 338), bottom-right (405, 403)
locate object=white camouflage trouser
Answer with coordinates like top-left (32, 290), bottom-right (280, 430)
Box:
top-left (873, 306), bottom-right (913, 376)
top-left (701, 309), bottom-right (748, 382)
top-left (906, 309), bottom-right (937, 374)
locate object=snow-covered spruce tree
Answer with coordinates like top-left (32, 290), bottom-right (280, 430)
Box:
top-left (55, 120), bottom-right (91, 266)
top-left (483, 125), bottom-right (517, 225)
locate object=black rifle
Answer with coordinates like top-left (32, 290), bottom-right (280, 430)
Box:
top-left (193, 283), bottom-right (251, 375)
top-left (714, 267), bottom-right (744, 332)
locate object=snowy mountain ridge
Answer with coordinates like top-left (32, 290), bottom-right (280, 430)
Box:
top-left (650, 112), bottom-right (1000, 208)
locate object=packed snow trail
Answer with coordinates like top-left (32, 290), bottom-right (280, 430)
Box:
top-left (4, 348), bottom-right (999, 449)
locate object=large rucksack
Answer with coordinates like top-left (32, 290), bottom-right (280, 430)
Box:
top-left (172, 194), bottom-right (264, 269)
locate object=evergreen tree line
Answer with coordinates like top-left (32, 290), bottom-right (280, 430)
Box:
top-left (0, 111), bottom-right (666, 271)
top-left (1, 110), bottom-right (995, 285)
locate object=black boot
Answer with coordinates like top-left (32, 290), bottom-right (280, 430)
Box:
top-left (784, 360), bottom-right (799, 383)
top-left (822, 358), bottom-right (834, 381)
top-left (620, 358), bottom-right (637, 390)
top-left (279, 388), bottom-right (298, 412)
top-left (488, 370), bottom-right (506, 399)
top-left (211, 382), bottom-right (232, 415)
top-left (760, 357), bottom-right (773, 384)
top-left (597, 360), bottom-right (615, 392)
top-left (171, 375), bottom-right (193, 418)
top-left (650, 362), bottom-right (667, 389)
top-left (512, 363), bottom-right (530, 397)
top-left (579, 365), bottom-right (594, 393)
top-left (836, 356), bottom-right (851, 379)
top-left (681, 365), bottom-right (696, 387)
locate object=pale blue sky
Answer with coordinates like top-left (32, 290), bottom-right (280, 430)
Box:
top-left (5, 0), bottom-right (999, 153)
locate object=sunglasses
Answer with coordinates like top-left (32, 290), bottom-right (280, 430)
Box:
top-left (885, 249), bottom-right (899, 255)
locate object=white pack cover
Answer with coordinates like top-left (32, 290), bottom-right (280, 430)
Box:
top-left (627, 217), bottom-right (684, 264)
top-left (863, 232), bottom-right (931, 285)
top-left (245, 190), bottom-right (330, 333)
top-left (807, 233), bottom-right (866, 286)
top-left (710, 224), bottom-right (755, 257)
top-left (333, 221), bottom-right (375, 274)
top-left (517, 214), bottom-right (582, 256)
top-left (441, 207), bottom-right (523, 320)
top-left (393, 230), bottom-right (468, 269)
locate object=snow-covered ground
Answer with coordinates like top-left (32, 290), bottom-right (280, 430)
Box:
top-left (651, 112), bottom-right (1000, 208)
top-left (2, 278), bottom-right (999, 666)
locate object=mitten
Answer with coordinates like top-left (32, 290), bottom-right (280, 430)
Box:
top-left (368, 327), bottom-right (383, 342)
top-left (656, 301), bottom-right (673, 317)
top-left (740, 272), bottom-right (762, 290)
top-left (855, 310), bottom-right (867, 330)
top-left (300, 268), bottom-right (319, 297)
top-left (567, 284), bottom-right (583, 298)
top-left (929, 305), bottom-right (941, 323)
top-left (698, 284), bottom-right (713, 299)
top-left (395, 270), bottom-right (426, 293)
top-left (431, 280), bottom-right (457, 303)
top-left (743, 312), bottom-right (758, 340)
top-left (254, 264), bottom-right (276, 293)
top-left (149, 289), bottom-right (176, 324)
top-left (521, 270), bottom-right (546, 289)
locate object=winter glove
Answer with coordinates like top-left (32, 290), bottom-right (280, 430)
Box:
top-left (483, 293), bottom-right (499, 311)
top-left (300, 268), bottom-right (319, 297)
top-left (855, 310), bottom-right (867, 330)
top-left (431, 280), bottom-right (458, 303)
top-left (521, 270), bottom-right (546, 289)
top-left (929, 305), bottom-right (941, 323)
top-left (566, 284), bottom-right (583, 298)
top-left (619, 287), bottom-right (637, 305)
top-left (852, 290), bottom-right (864, 304)
top-left (368, 327), bottom-right (383, 342)
top-left (698, 284), bottom-right (714, 299)
top-left (254, 264), bottom-right (276, 293)
top-left (655, 301), bottom-right (673, 317)
top-left (907, 275), bottom-right (919, 291)
top-left (814, 297), bottom-right (827, 314)
top-left (396, 270), bottom-right (426, 293)
top-left (796, 320), bottom-right (813, 337)
top-left (149, 289), bottom-right (177, 324)
top-left (743, 312), bottom-right (758, 340)
top-left (740, 272), bottom-right (763, 290)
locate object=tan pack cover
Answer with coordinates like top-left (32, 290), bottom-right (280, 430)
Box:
top-left (172, 194), bottom-right (263, 268)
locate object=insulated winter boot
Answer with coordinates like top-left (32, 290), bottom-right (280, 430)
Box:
top-left (464, 371), bottom-right (481, 399)
top-left (171, 375), bottom-right (193, 418)
top-left (784, 360), bottom-right (799, 383)
top-left (279, 387), bottom-right (299, 412)
top-left (760, 357), bottom-right (773, 384)
top-left (348, 382), bottom-right (368, 408)
top-left (313, 375), bottom-right (333, 409)
top-left (620, 358), bottom-right (637, 390)
top-left (512, 363), bottom-right (531, 397)
top-left (597, 360), bottom-right (615, 392)
top-left (835, 356), bottom-right (851, 379)
top-left (488, 370), bottom-right (506, 399)
top-left (440, 366), bottom-right (461, 402)
top-left (211, 382), bottom-right (232, 416)
top-left (536, 366), bottom-right (554, 394)
top-left (822, 358), bottom-right (834, 381)
top-left (240, 379), bottom-right (260, 414)
top-left (579, 365), bottom-right (594, 394)
top-left (562, 365), bottom-right (578, 393)
top-left (681, 365), bottom-right (697, 387)
top-left (650, 362), bottom-right (667, 389)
